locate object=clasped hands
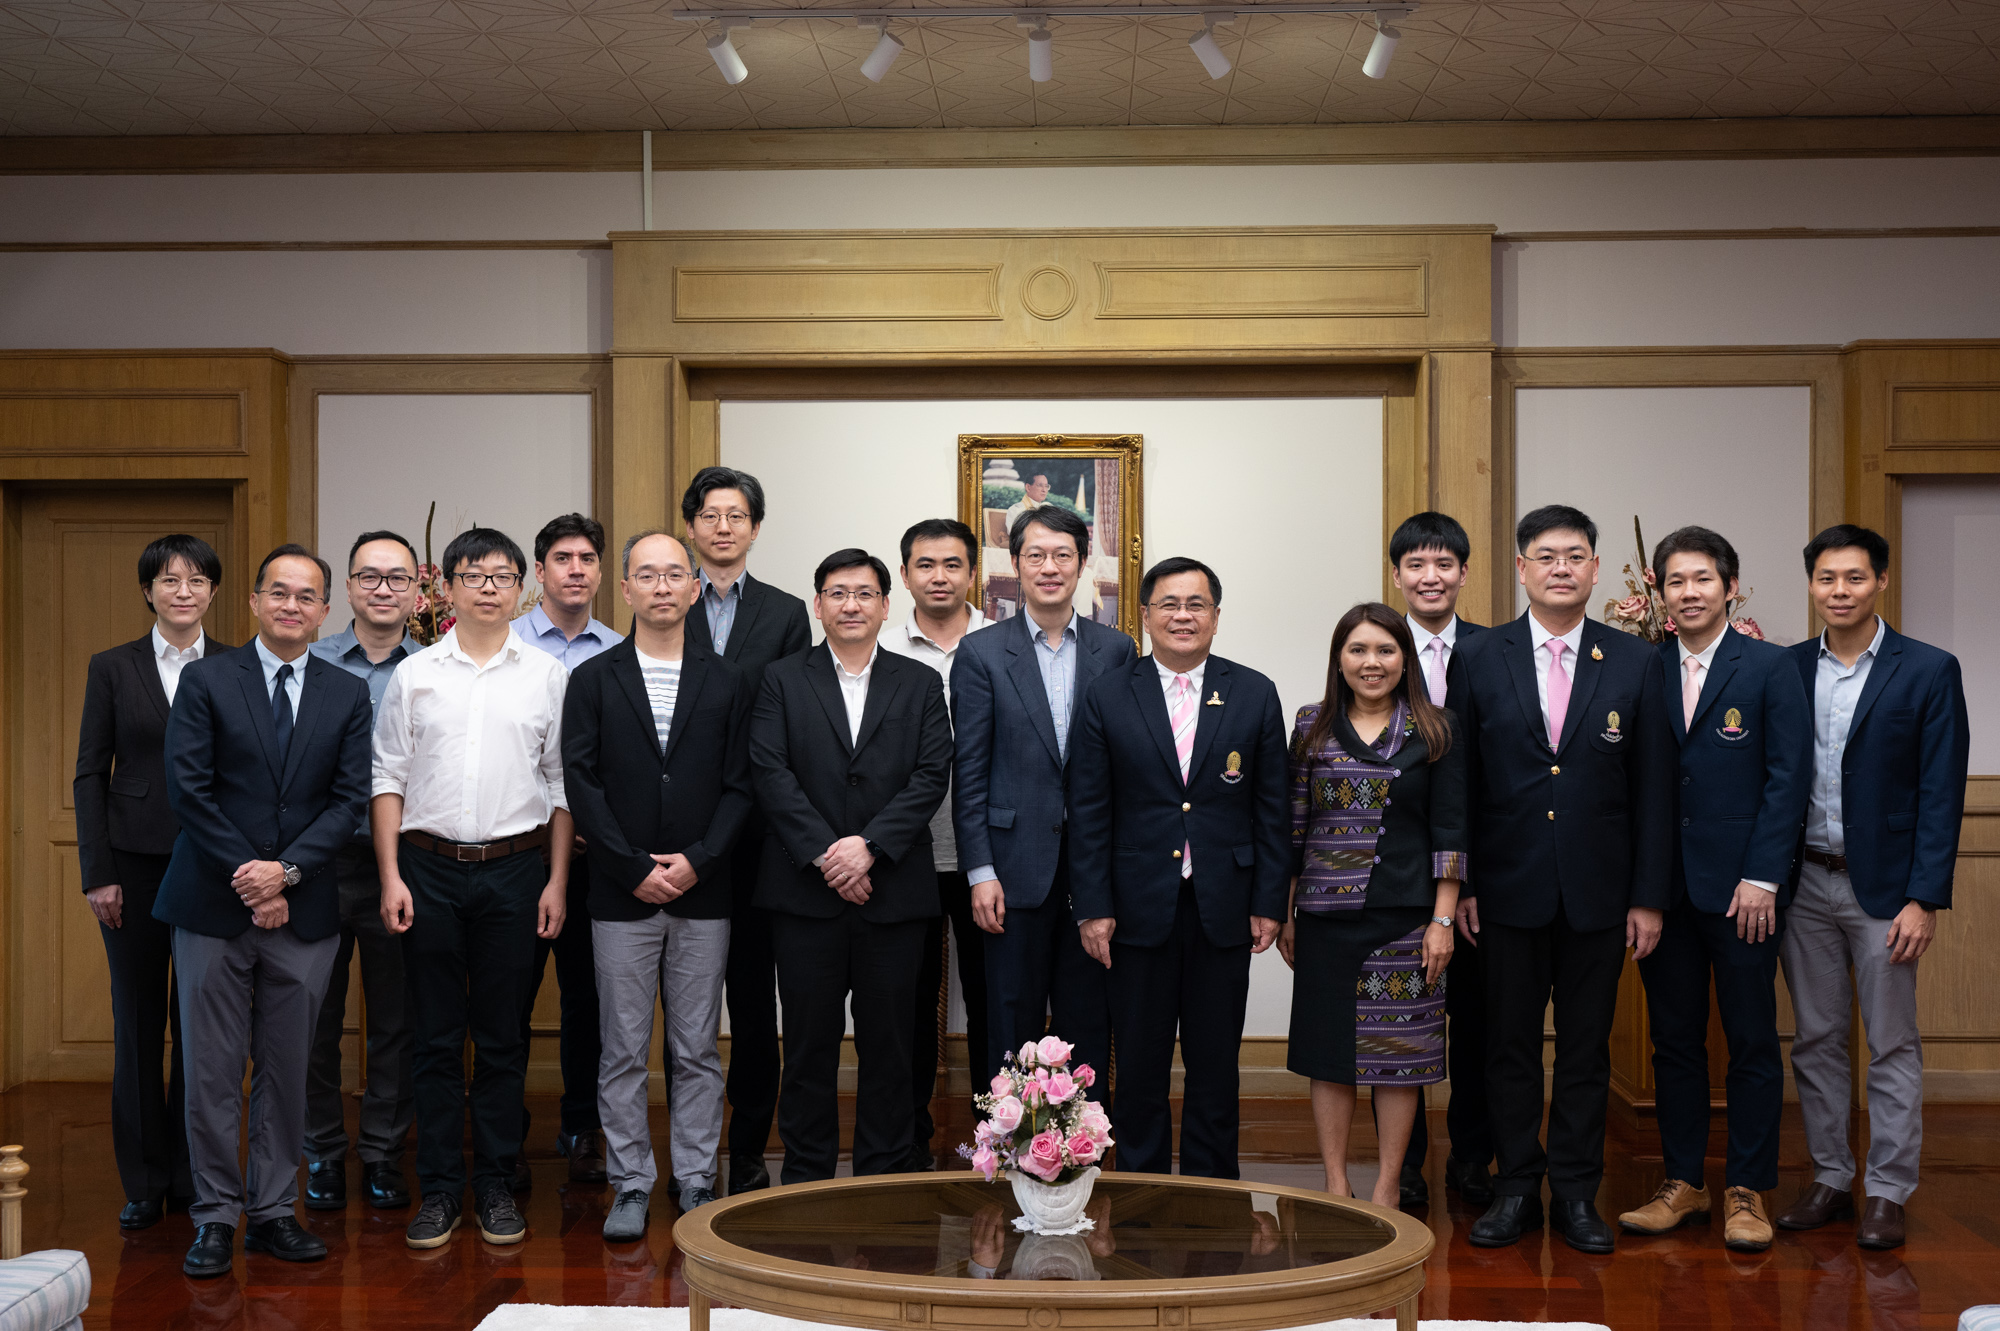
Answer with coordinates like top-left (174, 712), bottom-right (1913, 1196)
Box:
top-left (233, 859), bottom-right (290, 929)
top-left (818, 835), bottom-right (875, 904)
top-left (633, 852), bottom-right (698, 905)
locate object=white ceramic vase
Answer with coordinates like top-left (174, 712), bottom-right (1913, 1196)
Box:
top-left (1009, 1165), bottom-right (1100, 1235)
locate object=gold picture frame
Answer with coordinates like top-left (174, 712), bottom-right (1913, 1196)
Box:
top-left (958, 433), bottom-right (1144, 640)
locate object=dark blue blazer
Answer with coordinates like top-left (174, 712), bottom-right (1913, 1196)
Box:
top-left (1455, 613), bottom-right (1675, 932)
top-left (1658, 628), bottom-right (1812, 914)
top-left (153, 642), bottom-right (374, 942)
top-left (1067, 654), bottom-right (1290, 949)
top-left (1788, 623), bottom-right (1968, 918)
top-left (951, 612), bottom-right (1136, 907)
top-left (1439, 617), bottom-right (1486, 710)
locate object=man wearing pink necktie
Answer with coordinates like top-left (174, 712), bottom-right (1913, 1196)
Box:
top-left (1067, 557), bottom-right (1290, 1180)
top-left (1388, 511), bottom-right (1492, 1208)
top-left (1450, 505), bottom-right (1675, 1255)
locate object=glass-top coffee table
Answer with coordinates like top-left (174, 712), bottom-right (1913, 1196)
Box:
top-left (674, 1173), bottom-right (1433, 1331)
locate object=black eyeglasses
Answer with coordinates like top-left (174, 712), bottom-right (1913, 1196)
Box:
top-left (351, 571), bottom-right (416, 591)
top-left (453, 572), bottom-right (522, 590)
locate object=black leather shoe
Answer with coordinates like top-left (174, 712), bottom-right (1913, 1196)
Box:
top-left (1551, 1199), bottom-right (1616, 1254)
top-left (558, 1130), bottom-right (608, 1184)
top-left (728, 1155), bottom-right (770, 1195)
top-left (1446, 1155), bottom-right (1495, 1207)
top-left (1468, 1195), bottom-right (1543, 1247)
top-left (303, 1161), bottom-right (346, 1211)
top-left (510, 1155), bottom-right (533, 1194)
top-left (364, 1161), bottom-right (410, 1209)
top-left (183, 1223), bottom-right (235, 1278)
top-left (1398, 1164), bottom-right (1429, 1209)
top-left (119, 1198), bottom-right (164, 1230)
top-left (245, 1215), bottom-right (329, 1262)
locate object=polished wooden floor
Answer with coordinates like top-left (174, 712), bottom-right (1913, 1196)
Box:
top-left (3, 1082), bottom-right (1994, 1330)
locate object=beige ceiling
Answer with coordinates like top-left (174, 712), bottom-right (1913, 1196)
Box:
top-left (2, 1), bottom-right (1997, 136)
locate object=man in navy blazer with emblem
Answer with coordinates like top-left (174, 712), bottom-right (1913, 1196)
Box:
top-left (1615, 526), bottom-right (1810, 1253)
top-left (1069, 556), bottom-right (1288, 1179)
top-left (1452, 505), bottom-right (1674, 1254)
top-left (155, 545), bottom-right (374, 1278)
top-left (953, 505), bottom-right (1134, 1086)
top-left (1773, 524), bottom-right (1968, 1252)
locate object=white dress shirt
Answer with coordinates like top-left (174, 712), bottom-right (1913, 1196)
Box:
top-left (880, 606), bottom-right (987, 872)
top-left (1679, 626), bottom-right (1777, 895)
top-left (1806, 616), bottom-right (1887, 857)
top-left (253, 635), bottom-right (307, 714)
top-left (833, 644), bottom-right (877, 748)
top-left (1526, 613), bottom-right (1586, 737)
top-left (372, 627), bottom-right (569, 844)
top-left (153, 625), bottom-right (206, 706)
top-left (1157, 656), bottom-right (1207, 880)
top-left (1407, 615), bottom-right (1459, 707)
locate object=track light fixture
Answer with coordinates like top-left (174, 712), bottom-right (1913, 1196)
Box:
top-left (706, 17), bottom-right (750, 84)
top-left (1188, 13), bottom-right (1234, 79)
top-left (1361, 17), bottom-right (1400, 78)
top-left (1021, 14), bottom-right (1054, 82)
top-left (859, 19), bottom-right (905, 81)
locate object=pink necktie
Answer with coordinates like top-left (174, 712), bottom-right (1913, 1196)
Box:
top-left (1684, 656), bottom-right (1704, 730)
top-left (1424, 638), bottom-right (1449, 707)
top-left (1171, 674), bottom-right (1197, 876)
top-left (1544, 640), bottom-right (1571, 751)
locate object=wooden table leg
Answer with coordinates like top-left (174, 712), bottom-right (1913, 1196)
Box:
top-left (1396, 1293), bottom-right (1418, 1331)
top-left (690, 1289), bottom-right (710, 1331)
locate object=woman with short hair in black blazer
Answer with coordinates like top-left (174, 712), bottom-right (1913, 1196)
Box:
top-left (74, 533), bottom-right (228, 1230)
top-left (1279, 602), bottom-right (1466, 1207)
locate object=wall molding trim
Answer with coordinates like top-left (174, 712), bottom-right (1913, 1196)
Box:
top-left (6, 116), bottom-right (2000, 175)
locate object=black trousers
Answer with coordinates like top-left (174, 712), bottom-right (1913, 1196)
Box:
top-left (912, 871), bottom-right (986, 1149)
top-left (1638, 895), bottom-right (1784, 1190)
top-left (99, 849), bottom-right (192, 1204)
top-left (769, 909), bottom-right (928, 1184)
top-left (1481, 906), bottom-right (1626, 1202)
top-left (400, 842), bottom-right (544, 1198)
top-left (724, 836), bottom-right (782, 1163)
top-left (981, 848), bottom-right (1112, 1088)
top-left (520, 854), bottom-right (600, 1142)
top-left (304, 844), bottom-right (414, 1165)
top-left (1107, 883), bottom-right (1251, 1179)
top-left (1442, 936), bottom-right (1492, 1167)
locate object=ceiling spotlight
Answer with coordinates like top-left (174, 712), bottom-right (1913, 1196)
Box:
top-left (1361, 20), bottom-right (1400, 79)
top-left (707, 19), bottom-right (749, 84)
top-left (1188, 13), bottom-right (1234, 79)
top-left (1022, 15), bottom-right (1053, 83)
top-left (860, 20), bottom-right (905, 81)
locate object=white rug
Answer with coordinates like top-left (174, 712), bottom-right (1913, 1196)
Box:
top-left (476, 1306), bottom-right (1610, 1331)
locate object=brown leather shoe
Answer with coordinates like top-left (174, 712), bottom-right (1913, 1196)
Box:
top-left (1855, 1196), bottom-right (1905, 1250)
top-left (1723, 1186), bottom-right (1774, 1251)
top-left (1774, 1182), bottom-right (1854, 1231)
top-left (1618, 1179), bottom-right (1710, 1234)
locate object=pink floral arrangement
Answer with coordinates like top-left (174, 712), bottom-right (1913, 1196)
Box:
top-left (960, 1036), bottom-right (1112, 1185)
top-left (1603, 516), bottom-right (1761, 644)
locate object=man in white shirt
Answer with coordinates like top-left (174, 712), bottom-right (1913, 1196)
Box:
top-left (374, 528), bottom-right (573, 1252)
top-left (878, 518), bottom-right (988, 1169)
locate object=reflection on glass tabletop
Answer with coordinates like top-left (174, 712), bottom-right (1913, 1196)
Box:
top-left (708, 1177), bottom-right (1395, 1282)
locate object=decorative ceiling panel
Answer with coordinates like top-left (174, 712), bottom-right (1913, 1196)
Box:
top-left (0, 0), bottom-right (1996, 136)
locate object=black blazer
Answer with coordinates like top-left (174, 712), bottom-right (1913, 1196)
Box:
top-left (74, 632), bottom-right (232, 888)
top-left (1659, 628), bottom-right (1812, 914)
top-left (152, 642), bottom-right (374, 942)
top-left (1067, 654), bottom-right (1290, 949)
top-left (749, 643), bottom-right (953, 924)
top-left (562, 636), bottom-right (756, 922)
top-left (1454, 614), bottom-right (1675, 932)
top-left (687, 571), bottom-right (812, 689)
top-left (1440, 617), bottom-right (1487, 708)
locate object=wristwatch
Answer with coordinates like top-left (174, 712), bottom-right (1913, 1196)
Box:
top-left (280, 861), bottom-right (302, 888)
top-left (1430, 915), bottom-right (1453, 929)
top-left (864, 839), bottom-right (883, 861)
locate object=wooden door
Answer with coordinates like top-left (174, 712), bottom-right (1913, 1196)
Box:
top-left (12, 486), bottom-right (237, 1082)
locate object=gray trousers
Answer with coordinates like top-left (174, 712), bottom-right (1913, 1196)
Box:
top-left (1780, 860), bottom-right (1924, 1204)
top-left (303, 845), bottom-right (414, 1164)
top-left (593, 913), bottom-right (730, 1193)
top-left (173, 921), bottom-right (340, 1227)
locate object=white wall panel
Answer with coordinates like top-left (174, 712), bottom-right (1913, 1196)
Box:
top-left (1900, 475), bottom-right (2000, 775)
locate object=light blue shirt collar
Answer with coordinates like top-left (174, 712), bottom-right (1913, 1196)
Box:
top-left (253, 634), bottom-right (309, 705)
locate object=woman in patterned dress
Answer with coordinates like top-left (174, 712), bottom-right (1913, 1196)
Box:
top-left (1279, 602), bottom-right (1466, 1205)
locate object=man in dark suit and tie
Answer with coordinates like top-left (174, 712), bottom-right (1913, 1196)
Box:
top-left (1453, 505), bottom-right (1674, 1253)
top-left (953, 505), bottom-right (1134, 1087)
top-left (1387, 510), bottom-right (1488, 1208)
top-left (1615, 526), bottom-right (1810, 1253)
top-left (748, 548), bottom-right (952, 1184)
top-left (155, 544), bottom-right (374, 1278)
top-left (1069, 556), bottom-right (1289, 1180)
top-left (683, 465), bottom-right (812, 1195)
top-left (1774, 524), bottom-right (1968, 1251)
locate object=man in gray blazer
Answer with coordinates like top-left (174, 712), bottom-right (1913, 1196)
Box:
top-left (952, 505), bottom-right (1134, 1084)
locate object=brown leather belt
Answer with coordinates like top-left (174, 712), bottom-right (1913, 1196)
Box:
top-left (1802, 847), bottom-right (1849, 874)
top-left (402, 826), bottom-right (548, 863)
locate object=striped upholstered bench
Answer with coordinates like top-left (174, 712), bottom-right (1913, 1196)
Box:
top-left (0, 1249), bottom-right (89, 1331)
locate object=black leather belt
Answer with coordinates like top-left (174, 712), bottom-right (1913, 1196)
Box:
top-left (1802, 847), bottom-right (1848, 874)
top-left (401, 826), bottom-right (548, 863)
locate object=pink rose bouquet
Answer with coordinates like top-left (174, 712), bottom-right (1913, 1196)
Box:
top-left (958, 1035), bottom-right (1112, 1185)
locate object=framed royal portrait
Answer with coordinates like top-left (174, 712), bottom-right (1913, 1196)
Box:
top-left (958, 433), bottom-right (1144, 640)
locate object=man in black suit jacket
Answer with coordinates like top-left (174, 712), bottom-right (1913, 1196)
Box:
top-left (1069, 557), bottom-right (1289, 1180)
top-left (75, 534), bottom-right (228, 1228)
top-left (953, 505), bottom-right (1134, 1089)
top-left (682, 466), bottom-right (813, 1194)
top-left (155, 546), bottom-right (374, 1278)
top-left (748, 548), bottom-right (951, 1184)
top-left (1453, 505), bottom-right (1674, 1254)
top-left (565, 530), bottom-right (755, 1235)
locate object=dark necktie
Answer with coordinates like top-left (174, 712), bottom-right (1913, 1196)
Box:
top-left (272, 662), bottom-right (295, 769)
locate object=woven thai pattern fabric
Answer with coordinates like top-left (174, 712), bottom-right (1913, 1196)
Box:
top-left (1289, 701), bottom-right (1412, 914)
top-left (1354, 925), bottom-right (1446, 1085)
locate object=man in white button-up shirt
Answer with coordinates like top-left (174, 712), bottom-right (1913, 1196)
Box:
top-left (373, 528), bottom-right (572, 1253)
